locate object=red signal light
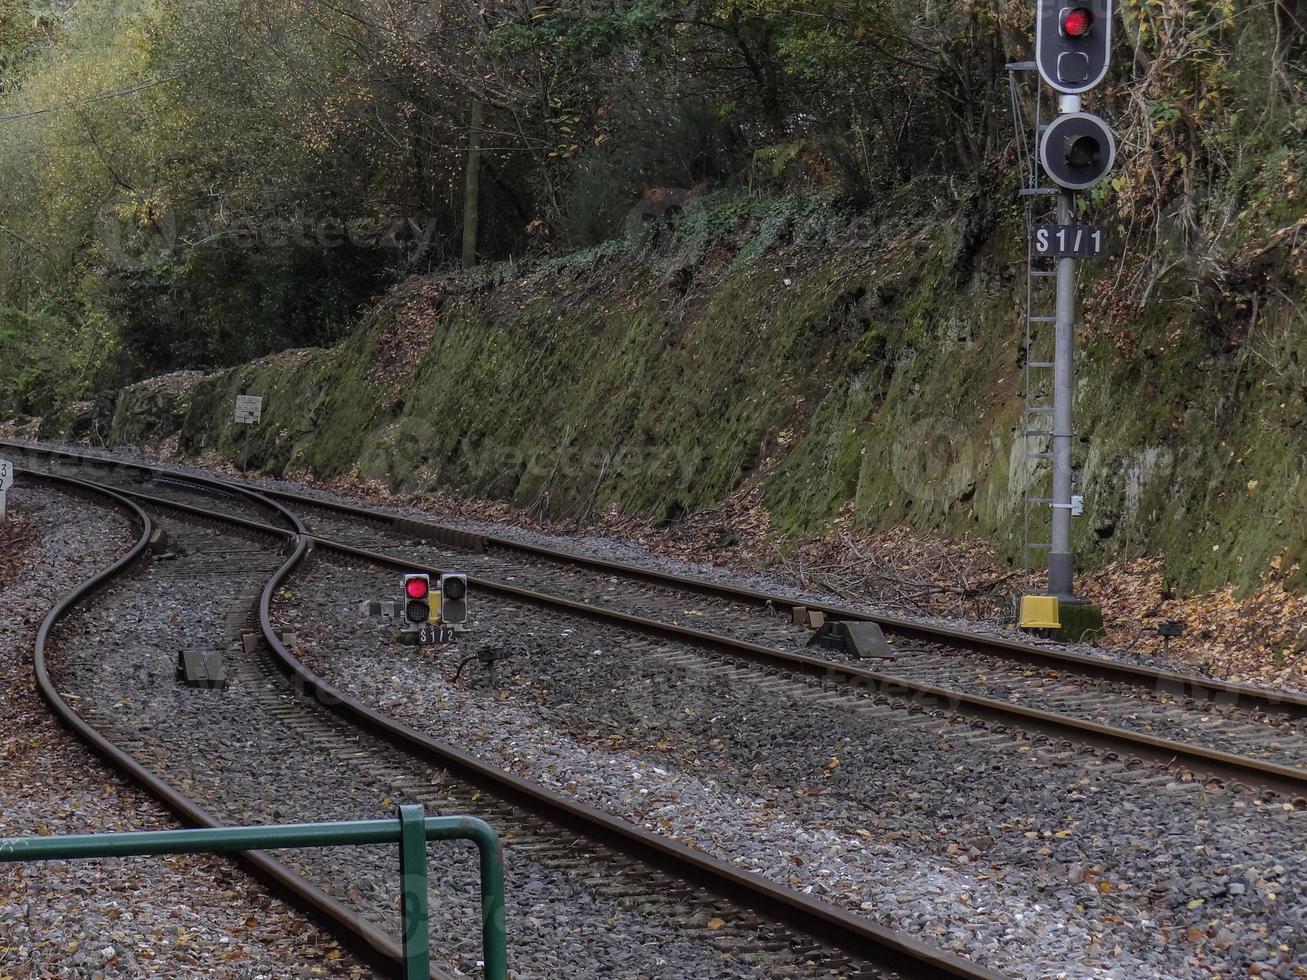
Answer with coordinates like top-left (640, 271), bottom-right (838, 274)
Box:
top-left (405, 577), bottom-right (429, 599)
top-left (1061, 7), bottom-right (1093, 37)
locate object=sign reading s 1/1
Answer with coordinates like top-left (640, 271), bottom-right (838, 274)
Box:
top-left (1033, 224), bottom-right (1106, 258)
top-left (0, 459), bottom-right (12, 491)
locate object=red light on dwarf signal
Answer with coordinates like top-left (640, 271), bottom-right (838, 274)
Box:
top-left (1061, 6), bottom-right (1093, 37)
top-left (405, 577), bottom-right (429, 599)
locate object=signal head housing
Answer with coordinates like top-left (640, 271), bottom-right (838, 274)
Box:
top-left (1036, 0), bottom-right (1113, 94)
top-left (439, 572), bottom-right (469, 625)
top-left (402, 574), bottom-right (431, 624)
top-left (1039, 111), bottom-right (1116, 190)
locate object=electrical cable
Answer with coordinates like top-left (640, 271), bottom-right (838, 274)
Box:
top-left (0, 75), bottom-right (183, 123)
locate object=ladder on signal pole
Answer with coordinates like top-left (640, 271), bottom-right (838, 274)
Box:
top-left (1009, 62), bottom-right (1058, 588)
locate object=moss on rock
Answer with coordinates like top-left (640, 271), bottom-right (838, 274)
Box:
top-left (84, 190), bottom-right (1307, 598)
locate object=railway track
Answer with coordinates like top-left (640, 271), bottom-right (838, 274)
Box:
top-left (17, 462), bottom-right (1002, 977)
top-left (8, 441), bottom-right (1305, 800)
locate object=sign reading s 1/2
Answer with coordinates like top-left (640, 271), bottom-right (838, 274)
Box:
top-left (417, 623), bottom-right (456, 646)
top-left (1032, 224), bottom-right (1106, 259)
top-left (0, 459), bottom-right (12, 491)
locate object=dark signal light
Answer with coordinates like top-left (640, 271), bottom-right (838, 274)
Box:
top-left (1039, 112), bottom-right (1116, 190)
top-left (438, 572), bottom-right (469, 625)
top-left (1061, 7), bottom-right (1093, 37)
top-left (1066, 134), bottom-right (1101, 168)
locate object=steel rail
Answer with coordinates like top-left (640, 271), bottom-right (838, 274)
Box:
top-left (17, 469), bottom-right (455, 980)
top-left (7, 439), bottom-right (1303, 719)
top-left (305, 537), bottom-right (1307, 799)
top-left (12, 445), bottom-right (1307, 797)
top-left (241, 481), bottom-right (1307, 719)
top-left (11, 451), bottom-right (1008, 976)
top-left (257, 523), bottom-right (1007, 979)
top-left (49, 468), bottom-right (1307, 798)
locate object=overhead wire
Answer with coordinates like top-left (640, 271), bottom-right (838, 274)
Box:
top-left (0, 75), bottom-right (182, 123)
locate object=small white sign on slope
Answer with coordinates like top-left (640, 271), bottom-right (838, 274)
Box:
top-left (234, 394), bottom-right (263, 425)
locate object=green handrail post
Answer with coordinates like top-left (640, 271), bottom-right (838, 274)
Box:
top-left (0, 808), bottom-right (509, 980)
top-left (424, 815), bottom-right (508, 980)
top-left (399, 804), bottom-right (431, 979)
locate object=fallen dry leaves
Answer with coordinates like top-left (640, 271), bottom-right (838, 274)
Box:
top-left (366, 278), bottom-right (448, 390)
top-left (1080, 554), bottom-right (1307, 689)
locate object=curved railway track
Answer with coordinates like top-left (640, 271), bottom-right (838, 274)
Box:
top-left (23, 471), bottom-right (416, 976)
top-left (7, 440), bottom-right (1305, 801)
top-left (15, 460), bottom-right (1002, 978)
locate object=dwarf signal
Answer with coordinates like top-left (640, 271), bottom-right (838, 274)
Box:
top-left (403, 574), bottom-right (431, 624)
top-left (396, 571), bottom-right (470, 646)
top-left (439, 573), bottom-right (468, 625)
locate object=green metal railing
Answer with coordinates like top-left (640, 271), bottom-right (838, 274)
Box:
top-left (0, 805), bottom-right (507, 980)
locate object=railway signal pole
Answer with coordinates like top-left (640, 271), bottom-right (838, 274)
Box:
top-left (1031, 0), bottom-right (1115, 600)
top-left (0, 458), bottom-right (11, 522)
top-left (1048, 186), bottom-right (1077, 599)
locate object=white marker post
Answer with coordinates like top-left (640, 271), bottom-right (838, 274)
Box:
top-left (0, 458), bottom-right (13, 522)
top-left (234, 394), bottom-right (263, 474)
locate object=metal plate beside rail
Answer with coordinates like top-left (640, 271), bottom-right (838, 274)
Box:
top-left (391, 517), bottom-right (486, 553)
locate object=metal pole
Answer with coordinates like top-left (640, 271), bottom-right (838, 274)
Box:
top-left (473, 822), bottom-right (507, 980)
top-left (398, 804), bottom-right (432, 979)
top-left (423, 815), bottom-right (508, 980)
top-left (1048, 188), bottom-right (1076, 599)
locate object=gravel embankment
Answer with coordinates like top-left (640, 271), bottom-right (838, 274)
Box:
top-left (277, 556), bottom-right (1307, 980)
top-left (0, 485), bottom-right (371, 978)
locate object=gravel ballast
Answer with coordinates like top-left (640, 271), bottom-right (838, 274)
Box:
top-left (0, 484), bottom-right (371, 978)
top-left (277, 555), bottom-right (1307, 980)
top-left (41, 501), bottom-right (887, 978)
top-left (7, 437), bottom-right (1298, 697)
top-left (8, 440), bottom-right (1307, 977)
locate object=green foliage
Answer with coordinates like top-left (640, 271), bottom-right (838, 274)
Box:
top-left (123, 184), bottom-right (1304, 596)
top-left (0, 0), bottom-right (1301, 447)
top-left (0, 301), bottom-right (118, 416)
top-left (0, 0), bottom-right (64, 90)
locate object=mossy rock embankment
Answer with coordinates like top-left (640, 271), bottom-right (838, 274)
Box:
top-left (92, 192), bottom-right (1307, 596)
